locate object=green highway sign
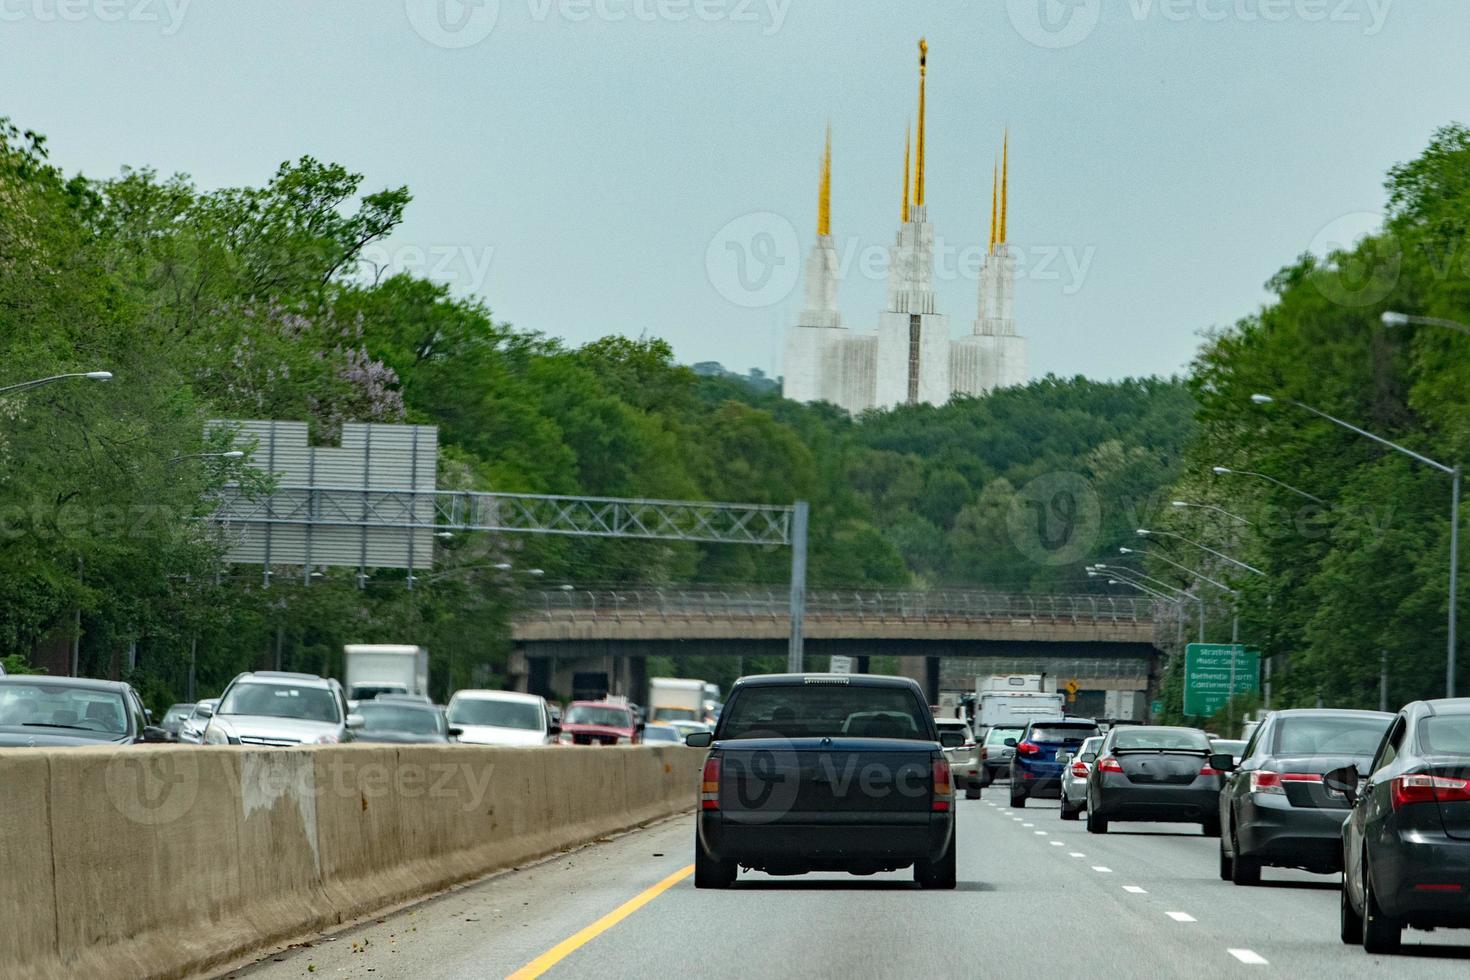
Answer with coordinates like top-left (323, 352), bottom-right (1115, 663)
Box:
top-left (1183, 643), bottom-right (1259, 717)
top-left (1150, 699), bottom-right (1164, 718)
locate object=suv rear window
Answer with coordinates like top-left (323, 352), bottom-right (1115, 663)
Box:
top-left (985, 727), bottom-right (1023, 745)
top-left (1029, 724), bottom-right (1099, 743)
top-left (719, 684), bottom-right (930, 740)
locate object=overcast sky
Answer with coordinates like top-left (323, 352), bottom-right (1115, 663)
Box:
top-left (3, 0), bottom-right (1465, 381)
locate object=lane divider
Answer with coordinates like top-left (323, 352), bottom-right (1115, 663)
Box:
top-left (1092, 866), bottom-right (1113, 873)
top-left (1166, 911), bottom-right (1196, 923)
top-left (506, 864), bottom-right (694, 979)
top-left (1228, 949), bottom-right (1268, 966)
top-left (1122, 885), bottom-right (1147, 894)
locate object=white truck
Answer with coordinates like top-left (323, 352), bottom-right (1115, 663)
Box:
top-left (648, 677), bottom-right (708, 724)
top-left (974, 674), bottom-right (1065, 729)
top-left (344, 645), bottom-right (429, 702)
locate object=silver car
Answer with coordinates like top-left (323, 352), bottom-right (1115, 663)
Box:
top-left (177, 698), bottom-right (219, 745)
top-left (204, 672), bottom-right (360, 746)
top-left (1058, 735), bottom-right (1104, 820)
top-left (978, 725), bottom-right (1025, 786)
top-left (935, 718), bottom-right (981, 799)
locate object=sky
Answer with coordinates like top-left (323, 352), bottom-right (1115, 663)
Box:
top-left (3, 0), bottom-right (1467, 382)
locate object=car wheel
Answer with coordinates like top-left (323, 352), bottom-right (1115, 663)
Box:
top-left (1201, 817), bottom-right (1221, 838)
top-left (915, 834), bottom-right (957, 889)
top-left (1362, 856), bottom-right (1402, 954)
top-left (1010, 785), bottom-right (1027, 808)
top-left (1340, 871), bottom-right (1364, 945)
top-left (694, 836), bottom-right (736, 889)
top-left (1229, 827), bottom-right (1261, 886)
top-left (1060, 800), bottom-right (1079, 821)
top-left (1218, 837), bottom-right (1233, 881)
top-left (978, 768), bottom-right (992, 788)
top-left (1086, 805), bottom-right (1107, 834)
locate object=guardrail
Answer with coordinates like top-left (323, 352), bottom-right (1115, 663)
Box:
top-left (515, 588), bottom-right (1157, 625)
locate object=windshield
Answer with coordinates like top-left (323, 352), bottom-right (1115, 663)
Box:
top-left (356, 703), bottom-right (444, 736)
top-left (651, 707), bottom-right (699, 722)
top-left (564, 705), bottom-right (634, 728)
top-left (449, 698), bottom-right (544, 731)
top-left (0, 684), bottom-right (129, 734)
top-left (219, 683), bottom-right (341, 724)
top-left (718, 684), bottom-right (929, 740)
top-left (642, 726), bottom-right (680, 743)
top-left (1113, 728), bottom-right (1210, 752)
top-left (1273, 715), bottom-right (1392, 757)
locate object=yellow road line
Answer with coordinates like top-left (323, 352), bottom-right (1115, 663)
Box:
top-left (506, 864), bottom-right (695, 979)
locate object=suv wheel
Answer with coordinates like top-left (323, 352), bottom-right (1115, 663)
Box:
top-left (1009, 784), bottom-right (1026, 808)
top-left (915, 834), bottom-right (957, 889)
top-left (694, 836), bottom-right (736, 889)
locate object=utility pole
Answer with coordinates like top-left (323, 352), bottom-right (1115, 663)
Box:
top-left (1380, 649), bottom-right (1389, 713)
top-left (787, 500), bottom-right (809, 674)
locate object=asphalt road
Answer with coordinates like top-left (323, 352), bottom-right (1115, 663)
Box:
top-left (228, 791), bottom-right (1470, 980)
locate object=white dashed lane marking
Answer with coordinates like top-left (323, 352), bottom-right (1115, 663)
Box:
top-left (1091, 866), bottom-right (1113, 873)
top-left (1122, 885), bottom-right (1147, 894)
top-left (1165, 912), bottom-right (1196, 923)
top-left (1228, 949), bottom-right (1268, 966)
top-left (1069, 852), bottom-right (1086, 858)
top-left (1049, 841), bottom-right (1065, 847)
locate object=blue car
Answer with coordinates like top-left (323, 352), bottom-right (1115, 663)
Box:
top-left (1008, 717), bottom-right (1103, 808)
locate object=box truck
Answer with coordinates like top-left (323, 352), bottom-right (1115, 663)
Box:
top-left (343, 645), bottom-right (429, 702)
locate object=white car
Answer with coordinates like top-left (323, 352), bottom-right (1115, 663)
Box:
top-left (446, 690), bottom-right (559, 746)
top-left (204, 672), bottom-right (359, 746)
top-left (935, 717), bottom-right (982, 799)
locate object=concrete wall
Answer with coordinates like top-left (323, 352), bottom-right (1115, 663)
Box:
top-left (1, 744), bottom-right (700, 980)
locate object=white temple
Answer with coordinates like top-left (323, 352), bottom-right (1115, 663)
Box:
top-left (783, 39), bottom-right (1029, 414)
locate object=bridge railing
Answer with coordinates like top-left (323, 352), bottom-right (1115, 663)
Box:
top-left (515, 588), bottom-right (1157, 625)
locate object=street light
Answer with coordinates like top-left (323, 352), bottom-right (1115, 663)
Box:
top-left (1136, 528), bottom-right (1264, 577)
top-left (1211, 465), bottom-right (1325, 505)
top-left (167, 450), bottom-right (246, 465)
top-left (1093, 564), bottom-right (1205, 643)
top-left (1119, 547), bottom-right (1237, 595)
top-left (1171, 500), bottom-right (1253, 526)
top-left (1252, 392), bottom-right (1461, 697)
top-left (1382, 310), bottom-right (1470, 335)
top-left (0, 371), bottom-right (113, 396)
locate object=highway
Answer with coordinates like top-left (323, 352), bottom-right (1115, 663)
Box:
top-left (229, 793), bottom-right (1470, 980)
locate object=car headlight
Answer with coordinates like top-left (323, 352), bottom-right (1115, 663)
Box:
top-left (203, 724), bottom-right (231, 745)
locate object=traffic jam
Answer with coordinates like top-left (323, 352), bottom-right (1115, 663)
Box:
top-left (684, 671), bottom-right (1470, 956)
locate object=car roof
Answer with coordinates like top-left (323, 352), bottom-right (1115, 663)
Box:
top-left (732, 673), bottom-right (922, 690)
top-left (451, 689), bottom-right (544, 704)
top-left (0, 675), bottom-right (131, 694)
top-left (1027, 717), bottom-right (1098, 727)
top-left (236, 671), bottom-right (334, 688)
top-left (1414, 698), bottom-right (1470, 717)
top-left (569, 700), bottom-right (632, 708)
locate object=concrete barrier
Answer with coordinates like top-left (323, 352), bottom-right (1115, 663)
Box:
top-left (0, 744), bottom-right (700, 980)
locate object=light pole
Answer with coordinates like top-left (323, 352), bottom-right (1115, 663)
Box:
top-left (1137, 528), bottom-right (1264, 577)
top-left (1212, 465), bottom-right (1324, 504)
top-left (1120, 546), bottom-right (1236, 593)
top-left (1382, 311), bottom-right (1470, 335)
top-left (167, 450), bottom-right (246, 466)
top-left (0, 371), bottom-right (113, 396)
top-left (1171, 500), bottom-right (1253, 526)
top-left (1091, 565), bottom-right (1204, 643)
top-left (1253, 392), bottom-right (1461, 697)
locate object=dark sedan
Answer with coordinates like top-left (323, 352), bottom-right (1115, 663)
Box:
top-left (0, 676), bottom-right (170, 747)
top-left (1085, 725), bottom-right (1223, 835)
top-left (351, 699), bottom-right (459, 744)
top-left (1338, 698), bottom-right (1470, 954)
top-left (1216, 707), bottom-right (1392, 885)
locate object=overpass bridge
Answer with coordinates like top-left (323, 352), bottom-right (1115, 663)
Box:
top-left (509, 588), bottom-right (1168, 706)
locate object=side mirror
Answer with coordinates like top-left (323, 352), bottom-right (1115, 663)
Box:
top-left (345, 714), bottom-right (365, 730)
top-left (141, 726), bottom-right (171, 743)
top-left (1210, 753), bottom-right (1237, 773)
top-left (1323, 765), bottom-right (1360, 804)
top-left (447, 727), bottom-right (464, 739)
top-left (1004, 738), bottom-right (1018, 748)
top-left (685, 732), bottom-right (713, 748)
top-left (1081, 752), bottom-right (1097, 764)
top-left (938, 731), bottom-right (966, 748)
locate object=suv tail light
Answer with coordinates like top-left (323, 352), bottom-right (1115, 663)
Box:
top-left (1097, 757), bottom-right (1123, 774)
top-left (701, 758), bottom-right (721, 810)
top-left (1016, 741), bottom-right (1040, 757)
top-left (1198, 764), bottom-right (1223, 777)
top-left (1070, 760), bottom-right (1088, 777)
top-left (1391, 773), bottom-right (1470, 811)
top-left (980, 747), bottom-right (989, 760)
top-left (932, 759), bottom-right (953, 811)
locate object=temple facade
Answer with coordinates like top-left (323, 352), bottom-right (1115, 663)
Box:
top-left (783, 39), bottom-right (1029, 414)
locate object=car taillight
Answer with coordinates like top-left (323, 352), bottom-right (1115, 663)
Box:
top-left (1249, 771), bottom-right (1320, 795)
top-left (1198, 765), bottom-right (1223, 777)
top-left (980, 747), bottom-right (989, 760)
top-left (1391, 773), bottom-right (1470, 811)
top-left (1097, 757), bottom-right (1123, 774)
top-left (701, 758), bottom-right (720, 810)
top-left (932, 759), bottom-right (953, 811)
top-left (1070, 760), bottom-right (1088, 777)
top-left (1017, 741), bottom-right (1040, 757)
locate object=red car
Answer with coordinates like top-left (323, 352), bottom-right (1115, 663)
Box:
top-left (558, 700), bottom-right (642, 746)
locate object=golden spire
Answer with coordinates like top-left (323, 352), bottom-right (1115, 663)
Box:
top-left (901, 121), bottom-right (911, 224)
top-left (817, 122), bottom-right (832, 237)
top-left (915, 38), bottom-right (928, 209)
top-left (988, 159), bottom-right (998, 254)
top-left (999, 129), bottom-right (1009, 245)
